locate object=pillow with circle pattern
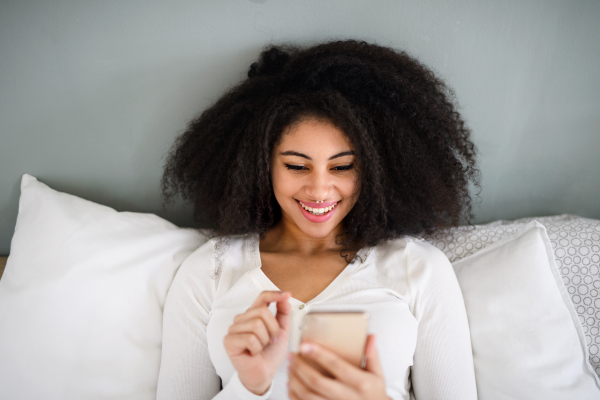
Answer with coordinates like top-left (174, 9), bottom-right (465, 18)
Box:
top-left (425, 214), bottom-right (600, 379)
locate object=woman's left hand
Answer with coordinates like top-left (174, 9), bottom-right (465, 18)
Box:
top-left (288, 334), bottom-right (391, 400)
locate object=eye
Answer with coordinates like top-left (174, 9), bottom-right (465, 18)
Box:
top-left (333, 164), bottom-right (354, 171)
top-left (285, 164), bottom-right (306, 171)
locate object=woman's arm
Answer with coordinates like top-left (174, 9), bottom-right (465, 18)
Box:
top-left (406, 240), bottom-right (478, 400)
top-left (157, 242), bottom-right (279, 400)
top-left (156, 243), bottom-right (221, 399)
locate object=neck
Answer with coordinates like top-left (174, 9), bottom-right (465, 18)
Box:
top-left (260, 217), bottom-right (348, 256)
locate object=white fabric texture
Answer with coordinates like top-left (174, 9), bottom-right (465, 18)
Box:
top-left (426, 214), bottom-right (600, 378)
top-left (157, 233), bottom-right (477, 400)
top-left (0, 174), bottom-right (207, 400)
top-left (450, 221), bottom-right (600, 399)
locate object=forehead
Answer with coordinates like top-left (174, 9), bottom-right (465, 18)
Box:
top-left (276, 118), bottom-right (354, 153)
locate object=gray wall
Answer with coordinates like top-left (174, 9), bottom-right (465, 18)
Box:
top-left (1, 0), bottom-right (599, 255)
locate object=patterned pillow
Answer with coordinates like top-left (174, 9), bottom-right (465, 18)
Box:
top-left (424, 215), bottom-right (600, 378)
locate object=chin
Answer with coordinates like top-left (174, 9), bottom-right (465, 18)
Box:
top-left (303, 229), bottom-right (333, 239)
top-left (297, 220), bottom-right (343, 239)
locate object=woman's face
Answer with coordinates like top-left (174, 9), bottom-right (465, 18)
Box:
top-left (271, 117), bottom-right (360, 240)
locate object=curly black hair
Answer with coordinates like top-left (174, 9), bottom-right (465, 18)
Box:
top-left (162, 40), bottom-right (479, 257)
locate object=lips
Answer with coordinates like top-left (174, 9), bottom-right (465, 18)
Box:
top-left (296, 200), bottom-right (340, 215)
top-left (295, 199), bottom-right (338, 223)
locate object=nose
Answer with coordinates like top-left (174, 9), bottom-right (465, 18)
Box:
top-left (305, 168), bottom-right (331, 201)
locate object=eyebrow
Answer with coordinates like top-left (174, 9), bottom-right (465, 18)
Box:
top-left (279, 151), bottom-right (355, 160)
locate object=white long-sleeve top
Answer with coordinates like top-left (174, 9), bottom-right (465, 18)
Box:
top-left (156, 233), bottom-right (477, 400)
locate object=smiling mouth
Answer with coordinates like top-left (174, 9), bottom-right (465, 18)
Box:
top-left (297, 200), bottom-right (339, 216)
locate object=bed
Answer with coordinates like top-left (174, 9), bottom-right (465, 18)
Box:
top-left (0, 175), bottom-right (599, 399)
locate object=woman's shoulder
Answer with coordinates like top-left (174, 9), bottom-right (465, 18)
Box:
top-left (371, 236), bottom-right (459, 308)
top-left (173, 233), bottom-right (251, 280)
top-left (369, 235), bottom-right (452, 281)
top-left (374, 235), bottom-right (447, 261)
top-left (167, 234), bottom-right (254, 304)
top-left (185, 233), bottom-right (251, 257)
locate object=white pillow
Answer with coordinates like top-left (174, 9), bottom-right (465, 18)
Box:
top-left (427, 214), bottom-right (600, 377)
top-left (0, 174), bottom-right (207, 400)
top-left (452, 221), bottom-right (600, 399)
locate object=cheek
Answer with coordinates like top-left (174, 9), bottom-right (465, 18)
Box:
top-left (271, 170), bottom-right (295, 200)
top-left (344, 175), bottom-right (360, 198)
top-left (341, 177), bottom-right (361, 210)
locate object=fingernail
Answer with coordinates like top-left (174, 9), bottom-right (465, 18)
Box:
top-left (270, 336), bottom-right (278, 344)
top-left (300, 343), bottom-right (313, 354)
top-left (287, 353), bottom-right (294, 362)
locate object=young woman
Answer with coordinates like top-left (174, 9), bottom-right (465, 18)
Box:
top-left (157, 40), bottom-right (479, 400)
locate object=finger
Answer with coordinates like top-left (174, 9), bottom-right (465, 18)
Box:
top-left (288, 362), bottom-right (329, 400)
top-left (248, 291), bottom-right (291, 337)
top-left (298, 342), bottom-right (365, 385)
top-left (228, 319), bottom-right (271, 347)
top-left (364, 334), bottom-right (384, 376)
top-left (223, 332), bottom-right (264, 357)
top-left (288, 369), bottom-right (310, 400)
top-left (275, 292), bottom-right (292, 331)
top-left (288, 372), bottom-right (328, 400)
top-left (233, 307), bottom-right (281, 342)
top-left (290, 352), bottom-right (350, 399)
top-left (250, 290), bottom-right (291, 310)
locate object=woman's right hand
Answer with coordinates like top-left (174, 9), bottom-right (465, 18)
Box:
top-left (224, 291), bottom-right (292, 395)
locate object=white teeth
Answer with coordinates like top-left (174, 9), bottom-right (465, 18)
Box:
top-left (298, 201), bottom-right (338, 216)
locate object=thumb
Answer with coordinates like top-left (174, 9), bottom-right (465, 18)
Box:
top-left (275, 292), bottom-right (292, 332)
top-left (364, 334), bottom-right (384, 376)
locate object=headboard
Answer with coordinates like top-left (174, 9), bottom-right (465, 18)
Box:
top-left (0, 257), bottom-right (6, 280)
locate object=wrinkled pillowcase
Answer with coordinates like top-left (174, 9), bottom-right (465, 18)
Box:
top-left (427, 214), bottom-right (600, 378)
top-left (450, 221), bottom-right (600, 399)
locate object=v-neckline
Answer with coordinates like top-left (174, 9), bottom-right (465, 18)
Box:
top-left (245, 233), bottom-right (373, 305)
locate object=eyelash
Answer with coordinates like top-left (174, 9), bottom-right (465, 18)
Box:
top-left (284, 164), bottom-right (354, 171)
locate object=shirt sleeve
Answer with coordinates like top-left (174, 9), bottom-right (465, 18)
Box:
top-left (405, 240), bottom-right (478, 400)
top-left (156, 241), bottom-right (274, 400)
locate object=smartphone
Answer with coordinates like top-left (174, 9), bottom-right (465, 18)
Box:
top-left (299, 311), bottom-right (369, 377)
